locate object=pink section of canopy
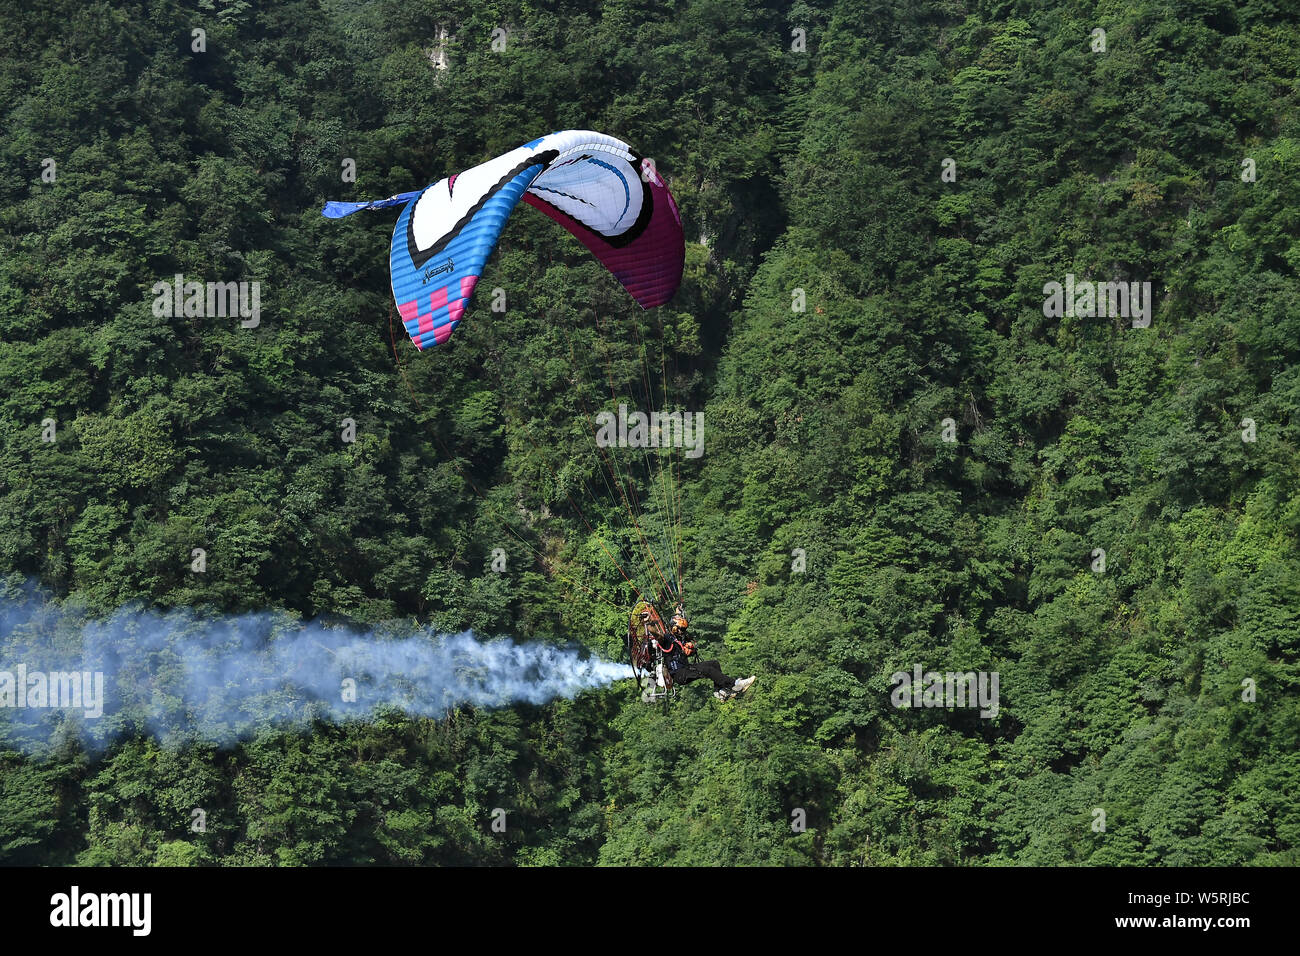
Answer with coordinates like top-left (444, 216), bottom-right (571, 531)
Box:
top-left (521, 163), bottom-right (683, 309)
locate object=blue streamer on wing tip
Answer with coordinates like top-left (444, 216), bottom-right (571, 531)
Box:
top-left (322, 192), bottom-right (422, 219)
top-left (322, 201), bottom-right (363, 219)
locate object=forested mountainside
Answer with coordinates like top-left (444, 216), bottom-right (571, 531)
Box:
top-left (1, 0), bottom-right (1297, 865)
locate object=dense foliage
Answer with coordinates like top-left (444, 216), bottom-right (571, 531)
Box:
top-left (1, 0), bottom-right (1297, 865)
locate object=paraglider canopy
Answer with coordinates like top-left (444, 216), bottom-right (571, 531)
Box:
top-left (324, 130), bottom-right (685, 351)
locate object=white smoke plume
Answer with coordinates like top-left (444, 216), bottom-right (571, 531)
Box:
top-left (0, 579), bottom-right (632, 754)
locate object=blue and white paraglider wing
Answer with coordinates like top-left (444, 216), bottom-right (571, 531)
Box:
top-left (324, 130), bottom-right (685, 351)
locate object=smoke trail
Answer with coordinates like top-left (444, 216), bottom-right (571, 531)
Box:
top-left (0, 579), bottom-right (632, 754)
